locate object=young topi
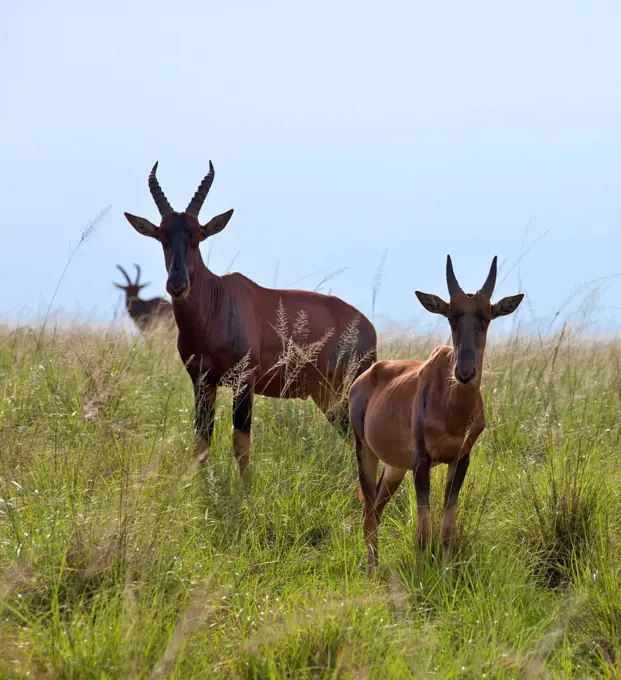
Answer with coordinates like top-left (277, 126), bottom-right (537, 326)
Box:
top-left (349, 255), bottom-right (523, 571)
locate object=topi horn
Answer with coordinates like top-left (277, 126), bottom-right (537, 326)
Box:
top-left (133, 263), bottom-right (142, 285)
top-left (186, 161), bottom-right (215, 217)
top-left (116, 265), bottom-right (132, 286)
top-left (446, 255), bottom-right (464, 297)
top-left (148, 162), bottom-right (174, 217)
top-left (478, 256), bottom-right (497, 298)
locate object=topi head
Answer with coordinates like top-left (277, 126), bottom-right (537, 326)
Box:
top-left (124, 162), bottom-right (234, 299)
top-left (113, 263), bottom-right (150, 298)
top-left (415, 256), bottom-right (524, 384)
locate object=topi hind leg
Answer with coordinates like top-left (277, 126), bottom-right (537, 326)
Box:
top-left (355, 436), bottom-right (380, 573)
top-left (441, 454), bottom-right (470, 560)
top-left (326, 404), bottom-right (352, 438)
top-left (232, 380), bottom-right (254, 477)
top-left (194, 379), bottom-right (217, 464)
top-left (375, 464), bottom-right (407, 519)
top-left (312, 390), bottom-right (352, 438)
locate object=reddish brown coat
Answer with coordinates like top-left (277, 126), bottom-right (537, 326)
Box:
top-left (125, 163), bottom-right (377, 475)
top-left (349, 256), bottom-right (523, 572)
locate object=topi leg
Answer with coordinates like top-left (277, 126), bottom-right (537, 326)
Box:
top-left (355, 435), bottom-right (380, 574)
top-left (412, 447), bottom-right (432, 551)
top-left (375, 464), bottom-right (407, 519)
top-left (441, 454), bottom-right (470, 559)
top-left (232, 380), bottom-right (254, 477)
top-left (194, 379), bottom-right (217, 465)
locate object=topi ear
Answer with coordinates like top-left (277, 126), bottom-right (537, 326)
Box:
top-left (491, 294), bottom-right (524, 319)
top-left (415, 291), bottom-right (449, 316)
top-left (124, 213), bottom-right (160, 239)
top-left (199, 209), bottom-right (234, 241)
top-left (113, 282), bottom-right (127, 290)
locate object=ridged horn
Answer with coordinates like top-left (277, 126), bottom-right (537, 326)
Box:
top-left (116, 265), bottom-right (132, 286)
top-left (446, 255), bottom-right (464, 297)
top-left (148, 162), bottom-right (174, 217)
top-left (186, 161), bottom-right (215, 217)
top-left (133, 263), bottom-right (142, 285)
top-left (478, 256), bottom-right (497, 298)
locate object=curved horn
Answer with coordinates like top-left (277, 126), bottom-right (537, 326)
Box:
top-left (148, 162), bottom-right (174, 217)
top-left (478, 256), bottom-right (498, 298)
top-left (116, 265), bottom-right (132, 286)
top-left (446, 255), bottom-right (464, 297)
top-left (133, 263), bottom-right (142, 285)
top-left (186, 161), bottom-right (215, 217)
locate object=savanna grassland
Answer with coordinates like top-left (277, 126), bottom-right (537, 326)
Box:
top-left (0, 320), bottom-right (620, 679)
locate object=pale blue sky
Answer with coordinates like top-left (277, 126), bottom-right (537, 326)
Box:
top-left (1, 1), bottom-right (620, 332)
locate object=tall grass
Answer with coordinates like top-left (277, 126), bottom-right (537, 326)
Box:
top-left (0, 320), bottom-right (620, 678)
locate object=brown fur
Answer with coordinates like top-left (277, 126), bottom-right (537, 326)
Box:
top-left (349, 256), bottom-right (523, 572)
top-left (125, 163), bottom-right (377, 475)
top-left (171, 257), bottom-right (377, 474)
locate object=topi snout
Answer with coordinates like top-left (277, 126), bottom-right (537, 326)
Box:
top-left (167, 279), bottom-right (189, 299)
top-left (455, 367), bottom-right (476, 384)
top-left (455, 347), bottom-right (476, 384)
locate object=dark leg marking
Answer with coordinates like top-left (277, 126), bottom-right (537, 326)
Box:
top-left (413, 449), bottom-right (431, 550)
top-left (412, 388), bottom-right (431, 550)
top-left (194, 378), bottom-right (217, 464)
top-left (232, 381), bottom-right (254, 476)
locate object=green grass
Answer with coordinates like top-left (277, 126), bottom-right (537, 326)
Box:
top-left (1, 322), bottom-right (620, 678)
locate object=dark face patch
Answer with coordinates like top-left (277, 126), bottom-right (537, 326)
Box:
top-left (448, 293), bottom-right (491, 384)
top-left (160, 213), bottom-right (199, 299)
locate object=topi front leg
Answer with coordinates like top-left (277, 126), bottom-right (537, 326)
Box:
top-left (194, 379), bottom-right (217, 465)
top-left (413, 447), bottom-right (432, 551)
top-left (232, 380), bottom-right (254, 477)
top-left (441, 453), bottom-right (470, 560)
